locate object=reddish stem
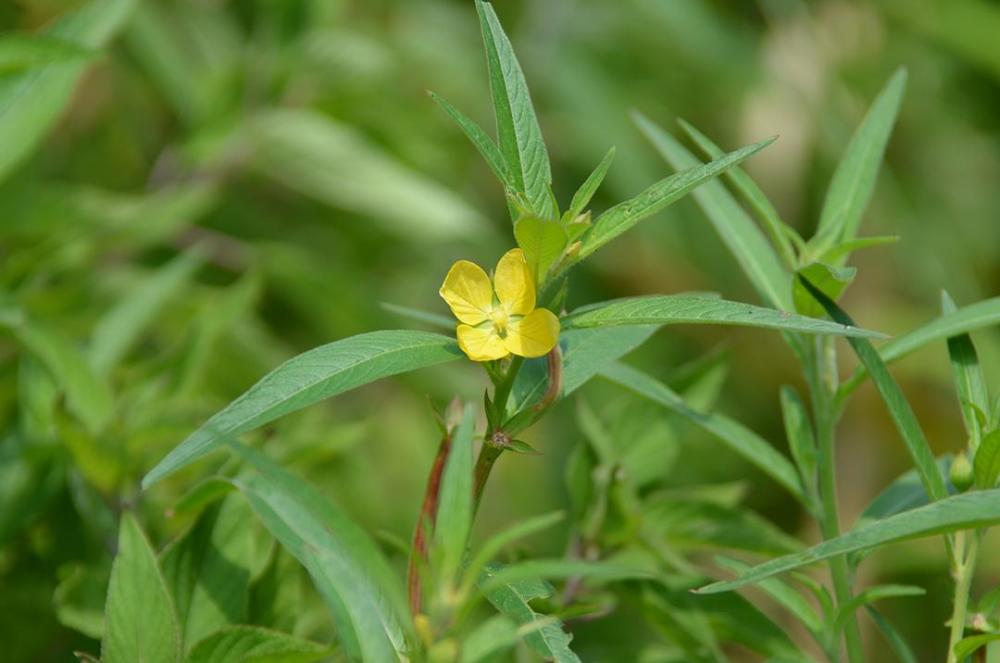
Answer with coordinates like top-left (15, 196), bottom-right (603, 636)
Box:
top-left (407, 430), bottom-right (453, 616)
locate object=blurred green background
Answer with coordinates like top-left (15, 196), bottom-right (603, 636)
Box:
top-left (1, 0), bottom-right (998, 660)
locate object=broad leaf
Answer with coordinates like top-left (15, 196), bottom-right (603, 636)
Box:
top-left (800, 277), bottom-right (947, 501)
top-left (0, 0), bottom-right (136, 184)
top-left (564, 294), bottom-right (881, 338)
top-left (698, 489), bottom-right (1000, 594)
top-left (143, 330), bottom-right (462, 487)
top-left (481, 567), bottom-right (582, 662)
top-left (475, 1), bottom-right (553, 217)
top-left (578, 135), bottom-right (775, 261)
top-left (808, 69), bottom-right (907, 260)
top-left (102, 513), bottom-right (181, 663)
top-left (601, 362), bottom-right (804, 500)
top-left (186, 625), bottom-right (329, 663)
top-left (840, 296), bottom-right (1000, 398)
top-left (634, 112), bottom-right (790, 310)
top-left (514, 215), bottom-right (568, 284)
top-left (160, 495), bottom-right (254, 651)
top-left (225, 443), bottom-right (412, 661)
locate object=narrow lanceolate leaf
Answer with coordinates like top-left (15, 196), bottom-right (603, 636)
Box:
top-left (433, 404), bottom-right (477, 586)
top-left (160, 495), bottom-right (253, 651)
top-left (974, 429), bottom-right (1000, 490)
top-left (90, 249), bottom-right (204, 376)
top-left (698, 489), bottom-right (1000, 594)
top-left (953, 633), bottom-right (1000, 661)
top-left (475, 1), bottom-right (553, 217)
top-left (429, 91), bottom-right (514, 191)
top-left (0, 0), bottom-right (136, 185)
top-left (840, 296), bottom-right (1000, 398)
top-left (578, 135), bottom-right (775, 262)
top-left (143, 330), bottom-right (462, 487)
top-left (226, 444), bottom-right (412, 662)
top-left (481, 566), bottom-right (582, 663)
top-left (714, 557), bottom-right (823, 635)
top-left (808, 69), bottom-right (908, 260)
top-left (186, 626), bottom-right (329, 663)
top-left (601, 362), bottom-right (804, 500)
top-left (866, 607), bottom-right (919, 663)
top-left (780, 386), bottom-right (818, 509)
top-left (831, 585), bottom-right (925, 633)
top-left (566, 146), bottom-right (616, 220)
top-left (633, 112), bottom-right (790, 310)
top-left (564, 294), bottom-right (881, 338)
top-left (942, 291), bottom-right (990, 448)
top-left (678, 118), bottom-right (797, 270)
top-left (102, 513), bottom-right (181, 663)
top-left (799, 277), bottom-right (948, 502)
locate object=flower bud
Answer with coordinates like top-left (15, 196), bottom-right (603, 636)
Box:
top-left (950, 452), bottom-right (974, 492)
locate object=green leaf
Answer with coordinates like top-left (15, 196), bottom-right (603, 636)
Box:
top-left (433, 404), bottom-right (476, 586)
top-left (800, 277), bottom-right (948, 502)
top-left (714, 557), bottom-right (822, 635)
top-left (807, 68), bottom-right (907, 260)
top-left (942, 291), bottom-right (991, 448)
top-left (459, 615), bottom-right (521, 663)
top-left (633, 112), bottom-right (790, 310)
top-left (225, 443), bottom-right (412, 662)
top-left (601, 362), bottom-right (804, 500)
top-left (565, 146), bottom-right (616, 221)
top-left (578, 134), bottom-right (775, 262)
top-left (866, 606), bottom-right (919, 663)
top-left (0, 34), bottom-right (93, 72)
top-left (475, 1), bottom-right (553, 217)
top-left (0, 0), bottom-right (136, 185)
top-left (514, 215), bottom-right (568, 284)
top-left (89, 250), bottom-right (204, 376)
top-left (160, 495), bottom-right (254, 651)
top-left (186, 625), bottom-right (329, 663)
top-left (143, 330), bottom-right (462, 488)
top-left (974, 429), bottom-right (1000, 490)
top-left (697, 489), bottom-right (1000, 594)
top-left (480, 559), bottom-right (652, 592)
top-left (102, 513), bottom-right (181, 663)
top-left (780, 386), bottom-right (818, 511)
top-left (840, 296), bottom-right (1000, 398)
top-left (792, 262), bottom-right (856, 319)
top-left (855, 457), bottom-right (953, 527)
top-left (481, 567), bottom-right (582, 662)
top-left (643, 499), bottom-right (802, 554)
top-left (817, 235), bottom-right (899, 264)
top-left (380, 303), bottom-right (454, 331)
top-left (831, 585), bottom-right (925, 634)
top-left (677, 118), bottom-right (797, 269)
top-left (1, 314), bottom-right (113, 433)
top-left (429, 91), bottom-right (514, 192)
top-left (246, 109), bottom-right (487, 239)
top-left (462, 512), bottom-right (565, 595)
top-left (564, 294), bottom-right (882, 338)
top-left (953, 632), bottom-right (1000, 661)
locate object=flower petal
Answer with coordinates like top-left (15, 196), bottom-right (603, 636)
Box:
top-left (456, 325), bottom-right (509, 362)
top-left (504, 308), bottom-right (560, 358)
top-left (493, 249), bottom-right (535, 315)
top-left (440, 260), bottom-right (493, 325)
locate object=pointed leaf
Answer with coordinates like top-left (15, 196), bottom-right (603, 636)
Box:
top-left (186, 625), bottom-right (329, 663)
top-left (780, 385), bottom-right (818, 510)
top-left (974, 429), bottom-right (1000, 490)
top-left (143, 330), bottom-right (462, 487)
top-left (831, 584), bottom-right (925, 633)
top-left (634, 112), bottom-right (790, 310)
top-left (698, 489), bottom-right (1000, 594)
top-left (102, 513), bottom-right (181, 663)
top-left (514, 215), bottom-right (568, 284)
top-left (566, 146), bottom-right (616, 220)
top-left (475, 1), bottom-right (553, 217)
top-left (564, 294), bottom-right (881, 337)
top-left (225, 443), bottom-right (412, 661)
top-left (579, 135), bottom-right (775, 261)
top-left (0, 34), bottom-right (93, 72)
top-left (429, 91), bottom-right (514, 191)
top-left (433, 404), bottom-right (476, 586)
top-left (942, 291), bottom-right (990, 448)
top-left (953, 633), bottom-right (1000, 661)
top-left (808, 69), bottom-right (907, 259)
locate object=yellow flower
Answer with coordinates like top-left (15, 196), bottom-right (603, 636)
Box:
top-left (440, 249), bottom-right (560, 362)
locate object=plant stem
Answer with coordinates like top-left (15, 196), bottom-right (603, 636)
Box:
top-left (807, 337), bottom-right (865, 663)
top-left (947, 531), bottom-right (979, 663)
top-left (407, 430), bottom-right (453, 616)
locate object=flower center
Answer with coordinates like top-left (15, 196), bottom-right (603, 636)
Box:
top-left (489, 306), bottom-right (511, 337)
